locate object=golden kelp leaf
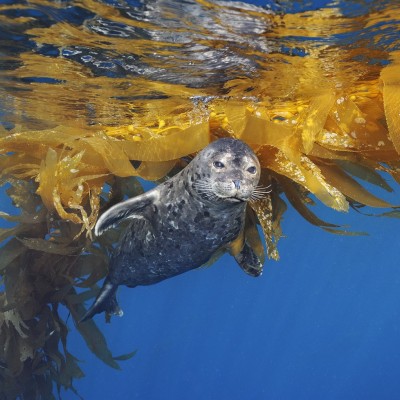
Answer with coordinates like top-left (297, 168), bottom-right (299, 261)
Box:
top-left (317, 123), bottom-right (354, 152)
top-left (36, 147), bottom-right (59, 211)
top-left (227, 232), bottom-right (244, 257)
top-left (250, 194), bottom-right (284, 261)
top-left (0, 163), bottom-right (39, 180)
top-left (221, 103), bottom-right (245, 136)
top-left (122, 122), bottom-right (210, 161)
top-left (237, 110), bottom-right (294, 148)
top-left (328, 95), bottom-right (390, 152)
top-left (136, 160), bottom-right (177, 180)
top-left (381, 51), bottom-right (400, 155)
top-left (0, 126), bottom-right (84, 157)
top-left (280, 177), bottom-right (340, 229)
top-left (335, 160), bottom-right (393, 192)
top-left (317, 163), bottom-right (394, 208)
top-left (32, 147), bottom-right (107, 234)
top-left (298, 91), bottom-right (335, 154)
top-left (299, 156), bottom-right (349, 211)
top-left (82, 132), bottom-right (137, 177)
top-left (330, 97), bottom-right (366, 139)
top-left (259, 145), bottom-right (349, 212)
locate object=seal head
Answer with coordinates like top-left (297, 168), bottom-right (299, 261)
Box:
top-left (190, 138), bottom-right (261, 204)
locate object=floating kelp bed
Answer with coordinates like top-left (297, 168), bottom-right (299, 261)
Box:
top-left (1, 0), bottom-right (400, 398)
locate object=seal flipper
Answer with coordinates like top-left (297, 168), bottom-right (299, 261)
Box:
top-left (234, 241), bottom-right (264, 277)
top-left (95, 189), bottom-right (159, 236)
top-left (80, 278), bottom-right (123, 322)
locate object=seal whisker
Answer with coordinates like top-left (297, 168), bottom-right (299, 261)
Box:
top-left (194, 182), bottom-right (213, 190)
top-left (250, 184), bottom-right (272, 201)
top-left (196, 188), bottom-right (219, 201)
top-left (194, 179), bottom-right (218, 201)
top-left (196, 188), bottom-right (213, 192)
top-left (250, 192), bottom-right (269, 199)
top-left (251, 190), bottom-right (268, 195)
top-left (250, 185), bottom-right (272, 199)
top-left (196, 185), bottom-right (213, 191)
top-left (253, 184), bottom-right (272, 193)
top-left (195, 179), bottom-right (213, 186)
top-left (250, 194), bottom-right (265, 201)
top-left (196, 187), bottom-right (214, 194)
top-left (252, 192), bottom-right (270, 196)
top-left (255, 188), bottom-right (271, 193)
top-left (252, 190), bottom-right (271, 195)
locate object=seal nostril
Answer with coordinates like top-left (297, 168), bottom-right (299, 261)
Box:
top-left (233, 180), bottom-right (241, 190)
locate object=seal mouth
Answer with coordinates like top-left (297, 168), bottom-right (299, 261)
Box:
top-left (225, 196), bottom-right (246, 203)
top-left (194, 179), bottom-right (251, 203)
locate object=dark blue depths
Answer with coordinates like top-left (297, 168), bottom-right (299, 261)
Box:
top-left (62, 201), bottom-right (400, 400)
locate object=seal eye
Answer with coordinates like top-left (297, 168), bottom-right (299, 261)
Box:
top-left (247, 166), bottom-right (257, 174)
top-left (213, 161), bottom-right (225, 169)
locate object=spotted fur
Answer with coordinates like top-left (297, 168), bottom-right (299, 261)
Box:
top-left (81, 138), bottom-right (266, 322)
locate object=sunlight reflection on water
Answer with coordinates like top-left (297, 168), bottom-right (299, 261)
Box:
top-left (0, 0), bottom-right (399, 128)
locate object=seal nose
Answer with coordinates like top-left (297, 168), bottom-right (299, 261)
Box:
top-left (233, 180), bottom-right (241, 190)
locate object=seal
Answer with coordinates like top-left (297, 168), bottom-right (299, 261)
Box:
top-left (81, 138), bottom-right (269, 321)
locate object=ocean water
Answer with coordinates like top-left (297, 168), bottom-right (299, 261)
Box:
top-left (1, 0), bottom-right (400, 399)
top-left (64, 197), bottom-right (400, 400)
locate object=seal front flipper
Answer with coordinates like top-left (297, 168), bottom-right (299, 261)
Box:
top-left (80, 278), bottom-right (122, 322)
top-left (95, 189), bottom-right (159, 236)
top-left (234, 241), bottom-right (264, 277)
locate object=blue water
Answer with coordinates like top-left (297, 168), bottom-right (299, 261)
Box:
top-left (2, 183), bottom-right (399, 399)
top-left (60, 197), bottom-right (399, 400)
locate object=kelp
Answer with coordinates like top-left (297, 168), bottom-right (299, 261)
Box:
top-left (0, 177), bottom-right (137, 399)
top-left (1, 0), bottom-right (400, 398)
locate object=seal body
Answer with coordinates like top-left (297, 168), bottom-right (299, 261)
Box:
top-left (81, 138), bottom-right (265, 321)
top-left (112, 178), bottom-right (245, 286)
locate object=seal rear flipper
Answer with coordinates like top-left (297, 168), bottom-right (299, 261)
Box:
top-left (234, 241), bottom-right (264, 277)
top-left (95, 189), bottom-right (159, 236)
top-left (79, 279), bottom-right (123, 323)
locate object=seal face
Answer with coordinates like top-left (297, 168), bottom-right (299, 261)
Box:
top-left (81, 138), bottom-right (266, 321)
top-left (191, 138), bottom-right (261, 204)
